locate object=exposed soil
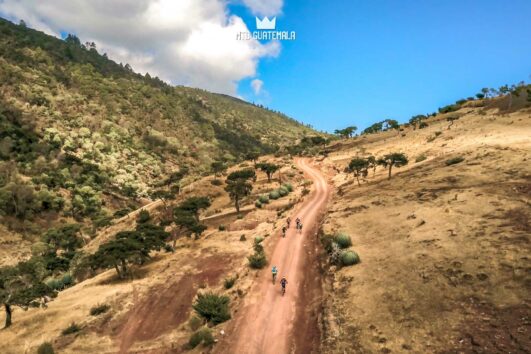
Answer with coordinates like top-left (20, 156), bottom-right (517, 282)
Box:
top-left (115, 255), bottom-right (226, 353)
top-left (215, 158), bottom-right (331, 354)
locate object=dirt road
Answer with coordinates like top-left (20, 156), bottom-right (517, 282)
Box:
top-left (217, 158), bottom-right (331, 354)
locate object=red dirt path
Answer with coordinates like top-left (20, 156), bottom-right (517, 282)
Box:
top-left (215, 158), bottom-right (331, 354)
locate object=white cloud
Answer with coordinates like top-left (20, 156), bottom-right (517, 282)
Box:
top-left (242, 0), bottom-right (283, 16)
top-left (0, 0), bottom-right (282, 95)
top-left (251, 78), bottom-right (264, 95)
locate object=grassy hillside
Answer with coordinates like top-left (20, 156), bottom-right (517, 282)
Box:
top-left (0, 17), bottom-right (318, 252)
top-left (319, 102), bottom-right (531, 353)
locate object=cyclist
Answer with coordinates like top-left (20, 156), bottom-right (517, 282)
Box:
top-left (282, 225), bottom-right (287, 238)
top-left (287, 217), bottom-right (291, 228)
top-left (298, 223), bottom-right (303, 234)
top-left (280, 277), bottom-right (288, 295)
top-left (295, 217), bottom-right (301, 229)
top-left (272, 265), bottom-right (278, 283)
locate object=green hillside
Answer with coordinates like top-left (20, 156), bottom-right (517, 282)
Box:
top-left (0, 17), bottom-right (318, 245)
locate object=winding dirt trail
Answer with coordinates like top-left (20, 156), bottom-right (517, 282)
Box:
top-left (216, 158), bottom-right (331, 354)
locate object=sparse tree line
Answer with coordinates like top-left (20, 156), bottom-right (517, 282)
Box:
top-left (347, 152), bottom-right (408, 185)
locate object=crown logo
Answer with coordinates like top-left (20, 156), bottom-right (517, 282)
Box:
top-left (256, 16), bottom-right (276, 30)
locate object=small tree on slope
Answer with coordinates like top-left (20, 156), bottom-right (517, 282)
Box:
top-left (377, 153), bottom-right (408, 179)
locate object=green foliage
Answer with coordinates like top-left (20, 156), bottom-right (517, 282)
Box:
top-left (257, 163), bottom-right (280, 182)
top-left (227, 168), bottom-right (255, 181)
top-left (188, 316), bottom-right (203, 331)
top-left (269, 190), bottom-right (280, 200)
top-left (377, 153), bottom-right (408, 179)
top-left (188, 328), bottom-right (215, 348)
top-left (341, 250), bottom-right (360, 266)
top-left (258, 195), bottom-right (270, 204)
top-left (137, 210), bottom-right (151, 224)
top-left (225, 179), bottom-right (252, 213)
top-left (255, 200), bottom-right (262, 208)
top-left (218, 224), bottom-right (226, 231)
top-left (334, 233), bottom-right (352, 249)
top-left (282, 183), bottom-right (293, 192)
top-left (334, 126), bottom-right (357, 139)
top-left (248, 252), bottom-right (267, 269)
top-left (210, 179), bottom-right (223, 186)
top-left (438, 104), bottom-right (460, 114)
top-left (89, 223), bottom-right (169, 278)
top-left (43, 224), bottom-right (82, 253)
top-left (61, 322), bottom-right (81, 336)
top-left (278, 187), bottom-right (288, 197)
top-left (348, 158), bottom-right (369, 185)
top-left (192, 292), bottom-right (231, 325)
top-left (254, 236), bottom-right (264, 244)
top-left (90, 303), bottom-right (110, 316)
top-left (37, 342), bottom-right (55, 354)
top-left (224, 276), bottom-right (236, 289)
top-left (445, 156), bottom-right (465, 166)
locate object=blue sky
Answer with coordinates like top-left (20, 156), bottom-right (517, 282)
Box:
top-left (233, 0), bottom-right (531, 132)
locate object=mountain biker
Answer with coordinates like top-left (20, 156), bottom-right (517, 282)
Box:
top-left (272, 266), bottom-right (278, 283)
top-left (298, 223), bottom-right (303, 233)
top-left (287, 217), bottom-right (291, 228)
top-left (282, 225), bottom-right (287, 237)
top-left (295, 217), bottom-right (301, 228)
top-left (280, 277), bottom-right (288, 295)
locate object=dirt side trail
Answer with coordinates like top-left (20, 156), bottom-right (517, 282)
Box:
top-left (216, 158), bottom-right (331, 354)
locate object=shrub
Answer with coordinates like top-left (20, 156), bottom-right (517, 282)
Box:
top-left (446, 157), bottom-right (465, 166)
top-left (224, 276), bottom-right (236, 289)
top-left (62, 322), bottom-right (81, 336)
top-left (210, 179), bottom-right (223, 186)
top-left (258, 195), bottom-right (269, 204)
top-left (188, 316), bottom-right (203, 331)
top-left (341, 250), bottom-right (360, 266)
top-left (90, 303), bottom-right (110, 316)
top-left (320, 234), bottom-right (335, 254)
top-left (278, 188), bottom-right (288, 197)
top-left (37, 342), bottom-right (55, 354)
top-left (282, 183), bottom-right (293, 192)
top-left (239, 234), bottom-right (246, 241)
top-left (334, 233), bottom-right (352, 249)
top-left (415, 154), bottom-right (427, 163)
top-left (419, 122), bottom-right (429, 129)
top-left (248, 252), bottom-right (267, 269)
top-left (192, 292), bottom-right (231, 324)
top-left (254, 236), bottom-right (264, 244)
top-left (218, 224), bottom-right (226, 231)
top-left (61, 273), bottom-right (74, 287)
top-left (137, 209), bottom-right (150, 224)
top-left (188, 328), bottom-right (215, 349)
top-left (255, 200), bottom-right (262, 208)
top-left (269, 190), bottom-right (280, 200)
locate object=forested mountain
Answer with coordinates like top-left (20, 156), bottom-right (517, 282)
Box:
top-left (0, 17), bottom-right (317, 249)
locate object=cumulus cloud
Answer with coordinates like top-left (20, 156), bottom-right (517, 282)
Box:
top-left (251, 78), bottom-right (264, 95)
top-left (0, 0), bottom-right (283, 95)
top-left (242, 0), bottom-right (283, 16)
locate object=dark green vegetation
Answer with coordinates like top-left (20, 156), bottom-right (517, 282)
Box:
top-left (320, 233), bottom-right (360, 268)
top-left (0, 16), bottom-right (318, 253)
top-left (347, 153), bottom-right (408, 184)
top-left (192, 292), bottom-right (231, 325)
top-left (248, 237), bottom-right (267, 269)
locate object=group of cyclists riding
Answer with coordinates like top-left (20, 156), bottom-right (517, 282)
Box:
top-left (281, 217), bottom-right (303, 238)
top-left (273, 216), bottom-right (303, 295)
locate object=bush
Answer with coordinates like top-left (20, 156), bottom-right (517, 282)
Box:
top-left (282, 183), bottom-right (293, 192)
top-left (255, 200), bottom-right (262, 208)
top-left (248, 252), bottom-right (267, 269)
top-left (210, 179), bottom-right (223, 186)
top-left (61, 273), bottom-right (74, 287)
top-left (269, 190), bottom-right (280, 200)
top-left (188, 316), bottom-right (203, 331)
top-left (415, 154), bottom-right (427, 163)
top-left (137, 209), bottom-right (150, 224)
top-left (258, 195), bottom-right (269, 204)
top-left (254, 236), bottom-right (264, 244)
top-left (218, 224), bottom-right (226, 231)
top-left (37, 342), bottom-right (55, 354)
top-left (62, 322), bottom-right (81, 336)
top-left (90, 303), bottom-right (110, 316)
top-left (341, 250), bottom-right (360, 266)
top-left (278, 188), bottom-right (288, 197)
top-left (419, 122), bottom-right (429, 129)
top-left (334, 233), bottom-right (352, 249)
top-left (239, 234), bottom-right (246, 241)
top-left (446, 157), bottom-right (465, 166)
top-left (192, 293), bottom-right (231, 324)
top-left (224, 276), bottom-right (236, 289)
top-left (188, 328), bottom-right (215, 349)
